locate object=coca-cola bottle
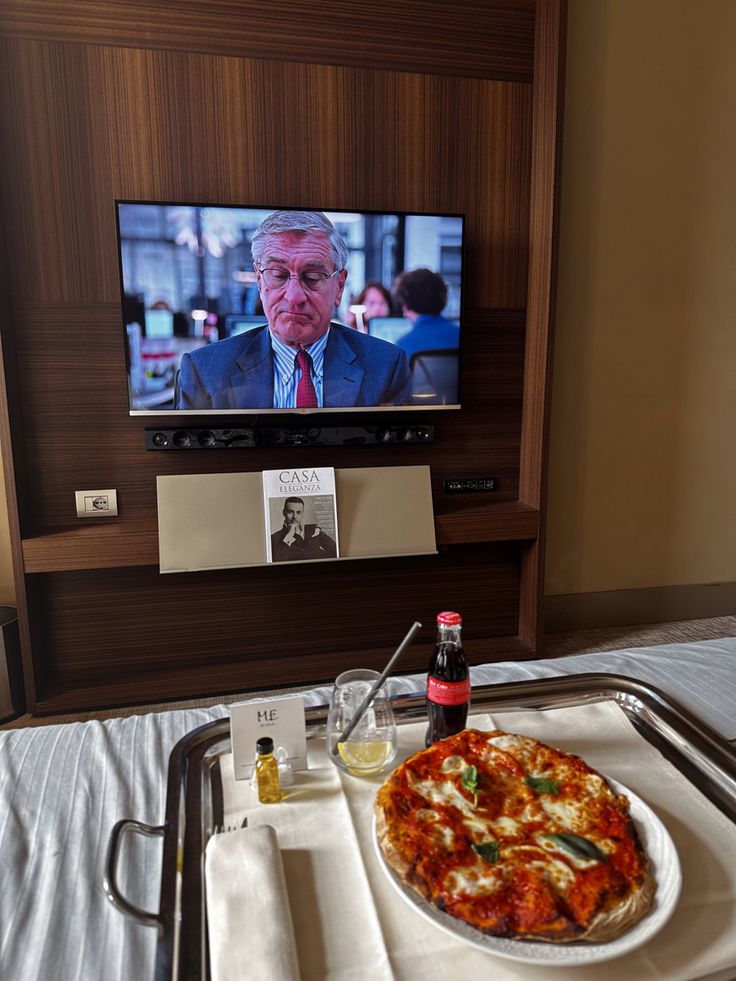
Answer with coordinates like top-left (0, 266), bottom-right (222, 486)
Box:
top-left (425, 611), bottom-right (470, 747)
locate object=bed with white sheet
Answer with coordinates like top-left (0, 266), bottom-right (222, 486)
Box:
top-left (0, 637), bottom-right (734, 980)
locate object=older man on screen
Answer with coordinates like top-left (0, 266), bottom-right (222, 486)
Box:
top-left (175, 211), bottom-right (412, 409)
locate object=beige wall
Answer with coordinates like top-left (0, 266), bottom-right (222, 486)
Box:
top-left (546, 0), bottom-right (736, 595)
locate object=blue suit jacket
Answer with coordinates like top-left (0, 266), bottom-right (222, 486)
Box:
top-left (393, 314), bottom-right (460, 361)
top-left (175, 323), bottom-right (412, 409)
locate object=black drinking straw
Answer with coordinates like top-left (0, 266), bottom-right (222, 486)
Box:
top-left (333, 620), bottom-right (423, 751)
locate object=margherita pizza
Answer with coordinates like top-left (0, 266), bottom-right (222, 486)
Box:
top-left (375, 729), bottom-right (655, 943)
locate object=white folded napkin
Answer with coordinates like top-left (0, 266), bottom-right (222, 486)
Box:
top-left (205, 824), bottom-right (300, 981)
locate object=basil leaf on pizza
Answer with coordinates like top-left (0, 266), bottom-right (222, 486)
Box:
top-left (460, 764), bottom-right (479, 805)
top-left (375, 729), bottom-right (656, 944)
top-left (471, 841), bottom-right (500, 863)
top-left (525, 775), bottom-right (560, 794)
top-left (541, 833), bottom-right (607, 862)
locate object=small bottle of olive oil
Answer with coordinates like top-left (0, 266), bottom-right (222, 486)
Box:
top-left (255, 737), bottom-right (282, 803)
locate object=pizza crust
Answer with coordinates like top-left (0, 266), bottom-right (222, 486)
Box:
top-left (574, 869), bottom-right (655, 942)
top-left (375, 730), bottom-right (656, 944)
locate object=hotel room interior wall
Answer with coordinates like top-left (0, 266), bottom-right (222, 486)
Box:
top-left (0, 444), bottom-right (13, 605)
top-left (0, 0), bottom-right (558, 711)
top-left (545, 0), bottom-right (736, 601)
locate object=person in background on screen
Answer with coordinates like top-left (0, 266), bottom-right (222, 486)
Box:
top-left (345, 281), bottom-right (394, 332)
top-left (175, 211), bottom-right (412, 409)
top-left (392, 267), bottom-right (460, 359)
top-left (271, 496), bottom-right (337, 562)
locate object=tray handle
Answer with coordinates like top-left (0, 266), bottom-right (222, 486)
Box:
top-left (103, 818), bottom-right (165, 928)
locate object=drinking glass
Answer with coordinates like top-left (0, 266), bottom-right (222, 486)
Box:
top-left (327, 668), bottom-right (398, 776)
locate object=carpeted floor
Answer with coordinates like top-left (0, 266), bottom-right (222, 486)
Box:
top-left (2, 614), bottom-right (735, 730)
top-left (542, 614), bottom-right (736, 658)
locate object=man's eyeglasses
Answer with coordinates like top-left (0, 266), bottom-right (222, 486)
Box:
top-left (258, 268), bottom-right (341, 292)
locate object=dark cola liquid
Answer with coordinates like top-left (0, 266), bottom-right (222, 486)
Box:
top-left (425, 639), bottom-right (470, 747)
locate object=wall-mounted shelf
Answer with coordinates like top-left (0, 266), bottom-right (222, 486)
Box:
top-left (21, 520), bottom-right (161, 573)
top-left (433, 501), bottom-right (539, 544)
top-left (20, 501), bottom-right (540, 574)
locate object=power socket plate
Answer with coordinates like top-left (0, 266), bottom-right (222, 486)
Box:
top-left (75, 489), bottom-right (118, 517)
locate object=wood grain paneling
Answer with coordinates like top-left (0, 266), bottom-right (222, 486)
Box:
top-left (0, 0), bottom-right (535, 83)
top-left (35, 630), bottom-right (537, 714)
top-left (22, 520), bottom-right (160, 572)
top-left (0, 40), bottom-right (532, 307)
top-left (11, 303), bottom-right (525, 532)
top-left (28, 543), bottom-right (520, 708)
top-left (0, 197), bottom-right (37, 709)
top-left (518, 0), bottom-right (566, 650)
top-left (0, 1), bottom-right (565, 712)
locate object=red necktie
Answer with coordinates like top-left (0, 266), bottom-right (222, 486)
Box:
top-left (295, 350), bottom-right (318, 408)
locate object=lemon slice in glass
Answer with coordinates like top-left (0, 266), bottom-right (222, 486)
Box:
top-left (337, 739), bottom-right (394, 775)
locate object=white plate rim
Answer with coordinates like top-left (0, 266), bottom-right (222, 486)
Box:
top-left (372, 778), bottom-right (682, 966)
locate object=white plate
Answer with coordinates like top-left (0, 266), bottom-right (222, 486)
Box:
top-left (373, 780), bottom-right (681, 966)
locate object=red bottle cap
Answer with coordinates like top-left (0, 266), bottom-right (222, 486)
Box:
top-left (437, 611), bottom-right (462, 626)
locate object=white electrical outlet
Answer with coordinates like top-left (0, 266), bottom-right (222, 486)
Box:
top-left (75, 489), bottom-right (118, 517)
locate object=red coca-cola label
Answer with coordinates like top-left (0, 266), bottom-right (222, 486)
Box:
top-left (427, 676), bottom-right (471, 706)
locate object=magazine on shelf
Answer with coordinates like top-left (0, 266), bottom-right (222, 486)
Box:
top-left (263, 467), bottom-right (339, 564)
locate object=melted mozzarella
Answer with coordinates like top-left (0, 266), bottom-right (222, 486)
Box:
top-left (462, 814), bottom-right (493, 838)
top-left (520, 802), bottom-right (541, 824)
top-left (503, 845), bottom-right (577, 889)
top-left (489, 815), bottom-right (521, 837)
top-left (416, 808), bottom-right (440, 823)
top-left (582, 773), bottom-right (607, 797)
top-left (409, 775), bottom-right (478, 817)
top-left (539, 797), bottom-right (587, 832)
top-left (434, 824), bottom-right (455, 847)
top-left (528, 858), bottom-right (575, 891)
top-left (444, 863), bottom-right (502, 896)
top-left (488, 733), bottom-right (532, 753)
top-left (441, 754), bottom-right (468, 774)
top-left (481, 744), bottom-right (525, 775)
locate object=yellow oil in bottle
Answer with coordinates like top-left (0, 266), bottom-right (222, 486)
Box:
top-left (255, 736), bottom-right (282, 803)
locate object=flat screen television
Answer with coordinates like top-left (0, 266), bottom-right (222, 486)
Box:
top-left (116, 200), bottom-right (464, 415)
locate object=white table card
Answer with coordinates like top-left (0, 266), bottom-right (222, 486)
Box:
top-left (230, 694), bottom-right (307, 779)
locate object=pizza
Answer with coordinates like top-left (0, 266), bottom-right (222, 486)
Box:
top-left (375, 729), bottom-right (656, 943)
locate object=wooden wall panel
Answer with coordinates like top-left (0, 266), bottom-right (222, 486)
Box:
top-left (12, 303), bottom-right (524, 530)
top-left (0, 39), bottom-right (532, 537)
top-left (0, 2), bottom-right (565, 712)
top-left (32, 543), bottom-right (520, 708)
top-left (0, 40), bottom-right (532, 307)
top-left (0, 0), bottom-right (535, 83)
top-left (518, 0), bottom-right (566, 649)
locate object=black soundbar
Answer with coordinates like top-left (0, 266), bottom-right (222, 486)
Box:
top-left (144, 425), bottom-right (434, 450)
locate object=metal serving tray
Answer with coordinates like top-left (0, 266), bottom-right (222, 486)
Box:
top-left (104, 673), bottom-right (736, 981)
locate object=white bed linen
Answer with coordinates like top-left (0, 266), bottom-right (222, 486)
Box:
top-left (0, 638), bottom-right (734, 980)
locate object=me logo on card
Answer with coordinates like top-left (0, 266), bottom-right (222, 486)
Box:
top-left (230, 694), bottom-right (307, 779)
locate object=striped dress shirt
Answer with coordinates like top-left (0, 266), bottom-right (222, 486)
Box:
top-left (270, 328), bottom-right (330, 408)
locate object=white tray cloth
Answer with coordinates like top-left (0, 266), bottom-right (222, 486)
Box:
top-left (221, 702), bottom-right (736, 981)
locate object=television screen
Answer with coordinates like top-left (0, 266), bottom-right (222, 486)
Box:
top-left (116, 201), bottom-right (464, 415)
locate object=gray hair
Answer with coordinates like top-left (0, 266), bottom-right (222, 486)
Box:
top-left (251, 210), bottom-right (349, 270)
